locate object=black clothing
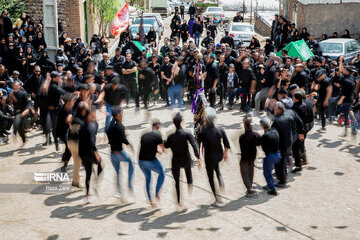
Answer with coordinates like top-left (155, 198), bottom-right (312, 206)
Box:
top-left (13, 90), bottom-right (29, 112)
top-left (239, 67), bottom-right (257, 90)
top-left (111, 55), bottom-right (125, 75)
top-left (220, 35), bottom-right (235, 48)
top-left (106, 120), bottom-right (130, 151)
top-left (233, 15), bottom-right (244, 22)
top-left (207, 25), bottom-right (217, 39)
top-left (201, 36), bottom-right (213, 48)
top-left (261, 128), bottom-right (280, 154)
top-left (79, 120), bottom-right (98, 161)
top-left (239, 129), bottom-right (260, 161)
top-left (341, 74), bottom-right (355, 103)
top-left (193, 23), bottom-right (203, 34)
top-left (122, 60), bottom-right (137, 82)
top-left (272, 110), bottom-right (305, 151)
top-left (204, 62), bottom-right (219, 89)
top-left (291, 71), bottom-right (308, 89)
top-left (103, 83), bottom-right (128, 106)
top-left (139, 130), bottom-right (163, 161)
top-left (263, 65), bottom-right (276, 88)
top-left (198, 124), bottom-right (230, 165)
top-left (165, 127), bottom-right (200, 168)
top-left (47, 81), bottom-right (66, 108)
top-left (316, 77), bottom-right (331, 103)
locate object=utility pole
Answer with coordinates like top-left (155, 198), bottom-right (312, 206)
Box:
top-left (250, 0), bottom-right (253, 24)
top-left (242, 0), bottom-right (245, 17)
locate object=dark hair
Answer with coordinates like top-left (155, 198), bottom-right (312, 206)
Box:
top-left (111, 105), bottom-right (123, 117)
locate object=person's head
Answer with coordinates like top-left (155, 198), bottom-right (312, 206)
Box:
top-left (126, 52), bottom-right (132, 62)
top-left (67, 76), bottom-right (75, 87)
top-left (2, 10), bottom-right (8, 18)
top-left (34, 65), bottom-right (41, 77)
top-left (51, 71), bottom-right (60, 83)
top-left (152, 118), bottom-right (161, 130)
top-left (289, 84), bottom-right (299, 95)
top-left (172, 112), bottom-right (183, 129)
top-left (77, 67), bottom-right (83, 77)
top-left (205, 107), bottom-right (216, 126)
top-left (84, 74), bottom-right (95, 84)
top-left (0, 64), bottom-right (5, 75)
top-left (292, 90), bottom-right (303, 103)
top-left (79, 83), bottom-right (90, 98)
top-left (206, 30), bottom-right (211, 36)
top-left (242, 58), bottom-right (250, 69)
top-left (281, 49), bottom-right (288, 57)
top-left (12, 71), bottom-right (20, 79)
top-left (315, 68), bottom-right (326, 81)
top-left (205, 54), bottom-right (214, 65)
top-left (164, 55), bottom-right (170, 64)
top-left (260, 116), bottom-right (271, 131)
top-left (265, 57), bottom-right (274, 68)
top-left (277, 87), bottom-right (288, 100)
top-left (102, 53), bottom-right (108, 61)
top-left (302, 27), bottom-right (307, 33)
top-left (322, 34), bottom-right (328, 40)
top-left (333, 32), bottom-right (338, 38)
top-left (229, 63), bottom-right (235, 73)
top-left (309, 33), bottom-right (314, 41)
top-left (243, 114), bottom-right (253, 131)
top-left (12, 81), bottom-right (21, 93)
top-left (237, 11), bottom-right (241, 16)
top-left (115, 47), bottom-right (121, 56)
top-left (140, 59), bottom-right (148, 69)
top-left (219, 54), bottom-right (225, 63)
top-left (0, 95), bottom-right (7, 106)
top-left (274, 101), bottom-right (285, 116)
top-left (344, 29), bottom-right (350, 36)
top-left (111, 106), bottom-right (123, 123)
top-left (295, 63), bottom-right (305, 72)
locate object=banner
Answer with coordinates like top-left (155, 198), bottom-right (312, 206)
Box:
top-left (138, 13), bottom-right (146, 45)
top-left (276, 40), bottom-right (314, 61)
top-left (111, 2), bottom-right (129, 37)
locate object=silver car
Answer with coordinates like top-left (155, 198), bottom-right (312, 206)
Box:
top-left (203, 6), bottom-right (225, 19)
top-left (227, 22), bottom-right (256, 47)
top-left (319, 38), bottom-right (360, 63)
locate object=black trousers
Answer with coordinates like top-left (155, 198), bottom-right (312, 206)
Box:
top-left (59, 135), bottom-right (72, 164)
top-left (81, 156), bottom-right (103, 195)
top-left (124, 79), bottom-right (139, 107)
top-left (0, 118), bottom-right (13, 133)
top-left (205, 87), bottom-right (216, 108)
top-left (205, 160), bottom-right (223, 201)
top-left (275, 147), bottom-right (291, 184)
top-left (292, 139), bottom-right (302, 167)
top-left (162, 80), bottom-right (171, 106)
top-left (13, 113), bottom-right (26, 143)
top-left (317, 102), bottom-right (328, 128)
top-left (46, 109), bottom-right (58, 143)
top-left (172, 164), bottom-right (193, 203)
top-left (240, 159), bottom-right (255, 191)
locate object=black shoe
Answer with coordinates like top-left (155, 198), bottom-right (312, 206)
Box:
top-left (291, 167), bottom-right (302, 173)
top-left (275, 182), bottom-right (287, 188)
top-left (55, 143), bottom-right (59, 151)
top-left (60, 165), bottom-right (67, 172)
top-left (267, 189), bottom-right (277, 195)
top-left (247, 190), bottom-right (257, 194)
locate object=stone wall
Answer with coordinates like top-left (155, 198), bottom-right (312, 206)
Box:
top-left (24, 0), bottom-right (87, 42)
top-left (255, 12), bottom-right (272, 38)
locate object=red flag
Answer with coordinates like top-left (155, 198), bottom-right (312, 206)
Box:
top-left (111, 2), bottom-right (129, 37)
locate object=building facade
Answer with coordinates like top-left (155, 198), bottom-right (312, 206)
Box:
top-left (24, 0), bottom-right (99, 43)
top-left (279, 0), bottom-right (360, 38)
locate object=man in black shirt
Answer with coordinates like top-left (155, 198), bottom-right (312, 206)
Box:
top-left (291, 63), bottom-right (308, 91)
top-left (220, 31), bottom-right (234, 48)
top-left (96, 77), bottom-right (128, 132)
top-left (106, 106), bottom-right (134, 199)
top-left (233, 12), bottom-right (244, 22)
top-left (260, 116), bottom-right (281, 196)
top-left (201, 31), bottom-right (213, 48)
top-left (207, 21), bottom-right (217, 39)
top-left (46, 71), bottom-right (67, 148)
top-left (0, 95), bottom-right (14, 139)
top-left (272, 102), bottom-right (305, 187)
top-left (24, 66), bottom-right (44, 127)
top-left (239, 116), bottom-right (260, 196)
top-left (338, 58), bottom-right (356, 135)
top-left (311, 69), bottom-right (332, 131)
top-left (138, 60), bottom-right (156, 110)
top-left (9, 81), bottom-right (30, 145)
top-left (165, 112), bottom-right (200, 205)
top-left (79, 106), bottom-right (102, 203)
top-left (198, 107), bottom-right (230, 206)
top-left (138, 119), bottom-right (165, 206)
top-left (204, 54), bottom-right (219, 107)
top-left (160, 56), bottom-right (173, 107)
top-left (193, 19), bottom-right (203, 47)
top-left (111, 47), bottom-right (125, 76)
top-left (122, 53), bottom-right (139, 110)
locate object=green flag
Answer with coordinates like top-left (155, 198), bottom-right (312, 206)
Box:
top-left (133, 41), bottom-right (150, 57)
top-left (276, 40), bottom-right (314, 61)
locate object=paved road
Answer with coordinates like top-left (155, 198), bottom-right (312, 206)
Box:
top-left (1, 14), bottom-right (360, 240)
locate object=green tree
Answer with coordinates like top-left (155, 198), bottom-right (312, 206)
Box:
top-left (0, 0), bottom-right (25, 22)
top-left (88, 0), bottom-right (124, 36)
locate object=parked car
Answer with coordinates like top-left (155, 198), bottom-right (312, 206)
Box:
top-left (227, 22), bottom-right (256, 47)
top-left (129, 24), bottom-right (160, 47)
top-left (143, 13), bottom-right (164, 30)
top-left (319, 38), bottom-right (360, 63)
top-left (129, 5), bottom-right (139, 22)
top-left (134, 17), bottom-right (163, 38)
top-left (203, 6), bottom-right (225, 19)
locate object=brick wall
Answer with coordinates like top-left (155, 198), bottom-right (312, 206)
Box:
top-left (255, 13), bottom-right (272, 38)
top-left (24, 0), bottom-right (86, 41)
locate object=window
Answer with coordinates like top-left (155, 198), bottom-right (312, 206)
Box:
top-left (319, 42), bottom-right (343, 54)
top-left (231, 25), bottom-right (254, 32)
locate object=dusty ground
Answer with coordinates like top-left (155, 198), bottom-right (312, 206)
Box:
top-left (1, 13), bottom-right (360, 240)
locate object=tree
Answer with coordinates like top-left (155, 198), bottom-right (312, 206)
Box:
top-left (88, 0), bottom-right (124, 36)
top-left (0, 0), bottom-right (25, 22)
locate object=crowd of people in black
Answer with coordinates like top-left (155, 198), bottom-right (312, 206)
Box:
top-left (1, 6), bottom-right (360, 206)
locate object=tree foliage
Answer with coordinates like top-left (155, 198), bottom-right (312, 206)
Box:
top-left (88, 0), bottom-right (124, 36)
top-left (0, 0), bottom-right (25, 22)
